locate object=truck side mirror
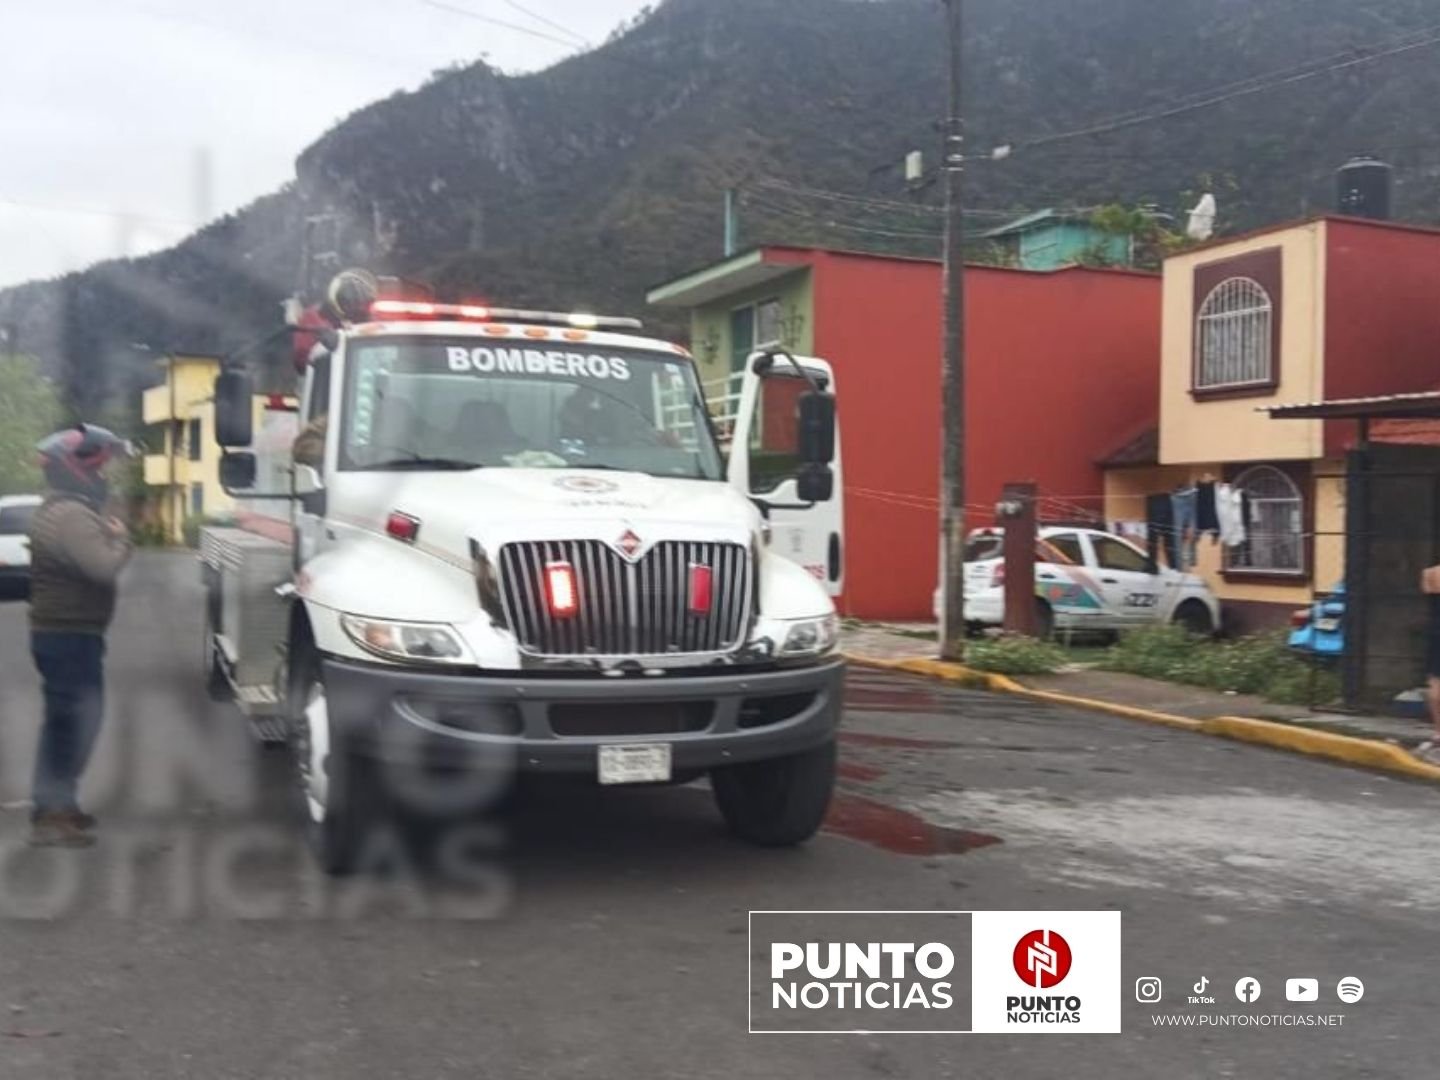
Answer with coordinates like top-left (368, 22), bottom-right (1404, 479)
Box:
top-left (219, 451), bottom-right (257, 492)
top-left (797, 391), bottom-right (835, 465)
top-left (796, 463), bottom-right (834, 503)
top-left (215, 370), bottom-right (254, 447)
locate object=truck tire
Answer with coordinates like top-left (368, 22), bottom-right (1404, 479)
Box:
top-left (711, 740), bottom-right (837, 847)
top-left (290, 644), bottom-right (381, 875)
top-left (1173, 600), bottom-right (1215, 637)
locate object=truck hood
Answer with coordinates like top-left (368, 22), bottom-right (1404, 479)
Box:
top-left (332, 467), bottom-right (759, 558)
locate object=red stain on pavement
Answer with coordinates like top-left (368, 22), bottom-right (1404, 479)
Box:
top-left (836, 762), bottom-right (886, 782)
top-left (839, 732), bottom-right (962, 751)
top-left (847, 687), bottom-right (946, 714)
top-left (823, 793), bottom-right (1002, 856)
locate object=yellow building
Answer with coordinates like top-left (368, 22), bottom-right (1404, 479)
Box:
top-left (141, 354), bottom-right (289, 543)
top-left (141, 355), bottom-right (230, 542)
top-left (1103, 215), bottom-right (1440, 632)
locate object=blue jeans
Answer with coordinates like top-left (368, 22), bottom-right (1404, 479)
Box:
top-left (30, 631), bottom-right (106, 818)
top-left (1171, 489), bottom-right (1198, 571)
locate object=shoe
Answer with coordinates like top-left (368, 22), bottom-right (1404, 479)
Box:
top-left (28, 812), bottom-right (97, 849)
top-left (62, 809), bottom-right (98, 831)
top-left (1413, 741), bottom-right (1440, 764)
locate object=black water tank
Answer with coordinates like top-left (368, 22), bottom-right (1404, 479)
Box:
top-left (1337, 156), bottom-right (1392, 220)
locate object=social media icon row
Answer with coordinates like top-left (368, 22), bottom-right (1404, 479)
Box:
top-left (1134, 976), bottom-right (1364, 1003)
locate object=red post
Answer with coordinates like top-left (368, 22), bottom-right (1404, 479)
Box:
top-left (1001, 482), bottom-right (1038, 637)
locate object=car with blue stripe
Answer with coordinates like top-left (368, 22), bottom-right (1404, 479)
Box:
top-left (943, 526), bottom-right (1221, 638)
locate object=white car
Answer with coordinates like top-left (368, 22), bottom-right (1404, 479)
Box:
top-left (0, 494), bottom-right (42, 597)
top-left (945, 525), bottom-right (1220, 638)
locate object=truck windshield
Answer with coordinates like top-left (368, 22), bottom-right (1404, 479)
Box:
top-left (340, 338), bottom-right (724, 479)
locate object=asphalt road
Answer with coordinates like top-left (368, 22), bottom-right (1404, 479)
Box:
top-left (1, 552), bottom-right (1437, 1078)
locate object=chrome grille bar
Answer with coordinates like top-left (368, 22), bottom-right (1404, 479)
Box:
top-left (497, 540), bottom-right (753, 657)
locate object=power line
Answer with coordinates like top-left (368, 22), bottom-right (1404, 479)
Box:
top-left (739, 194), bottom-right (943, 241)
top-left (746, 179), bottom-right (1097, 226)
top-left (743, 192), bottom-right (944, 239)
top-left (418, 0), bottom-right (583, 51)
top-left (996, 23), bottom-right (1440, 157)
top-left (1048, 22), bottom-right (1440, 137)
top-left (501, 0), bottom-right (591, 46)
top-left (750, 178), bottom-right (945, 216)
top-left (101, 0), bottom-right (449, 74)
top-left (0, 196), bottom-right (193, 229)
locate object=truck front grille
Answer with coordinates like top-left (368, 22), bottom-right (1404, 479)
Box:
top-left (498, 540), bottom-right (753, 657)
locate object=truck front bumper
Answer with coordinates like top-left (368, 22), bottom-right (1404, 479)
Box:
top-left (321, 656), bottom-right (845, 775)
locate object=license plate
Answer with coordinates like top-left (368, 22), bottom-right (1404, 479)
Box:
top-left (1314, 618), bottom-right (1340, 632)
top-left (598, 743), bottom-right (672, 785)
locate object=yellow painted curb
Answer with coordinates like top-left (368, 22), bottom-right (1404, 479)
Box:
top-left (1201, 716), bottom-right (1440, 783)
top-left (843, 654), bottom-right (1021, 692)
top-left (845, 652), bottom-right (1440, 784)
top-left (1007, 687), bottom-right (1202, 731)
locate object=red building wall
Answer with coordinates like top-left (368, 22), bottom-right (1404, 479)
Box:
top-left (1323, 218), bottom-right (1440, 456)
top-left (806, 250), bottom-right (1161, 620)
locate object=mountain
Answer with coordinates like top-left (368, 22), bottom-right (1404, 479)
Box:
top-left (5, 0), bottom-right (1440, 413)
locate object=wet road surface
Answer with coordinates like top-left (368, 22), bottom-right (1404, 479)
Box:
top-left (1, 553), bottom-right (1437, 1078)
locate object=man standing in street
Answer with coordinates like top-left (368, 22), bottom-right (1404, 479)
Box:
top-left (27, 424), bottom-right (135, 847)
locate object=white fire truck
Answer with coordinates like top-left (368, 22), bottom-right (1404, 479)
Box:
top-left (202, 274), bottom-right (845, 873)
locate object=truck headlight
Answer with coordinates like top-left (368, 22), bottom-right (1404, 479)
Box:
top-left (341, 615), bottom-right (471, 666)
top-left (780, 614), bottom-right (839, 656)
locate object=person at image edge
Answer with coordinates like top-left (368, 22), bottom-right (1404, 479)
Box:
top-left (26, 424), bottom-right (135, 848)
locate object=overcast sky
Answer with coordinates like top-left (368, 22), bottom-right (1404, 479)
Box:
top-left (0, 0), bottom-right (651, 289)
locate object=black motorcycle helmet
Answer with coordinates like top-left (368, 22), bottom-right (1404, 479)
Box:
top-left (36, 424), bottom-right (135, 505)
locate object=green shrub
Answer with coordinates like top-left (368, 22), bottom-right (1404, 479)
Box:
top-left (1102, 627), bottom-right (1339, 706)
top-left (965, 634), bottom-right (1069, 675)
top-left (180, 515), bottom-right (205, 549)
top-left (1261, 664), bottom-right (1342, 707)
top-left (129, 520), bottom-right (170, 547)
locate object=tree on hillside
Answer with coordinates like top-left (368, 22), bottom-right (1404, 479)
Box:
top-left (0, 354), bottom-right (65, 495)
top-left (1085, 203), bottom-right (1196, 270)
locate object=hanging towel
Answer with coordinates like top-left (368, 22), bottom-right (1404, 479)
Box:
top-left (1113, 521), bottom-right (1148, 546)
top-left (1216, 483), bottom-right (1247, 547)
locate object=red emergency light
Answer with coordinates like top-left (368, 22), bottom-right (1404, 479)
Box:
top-left (688, 563), bottom-right (713, 616)
top-left (370, 299), bottom-right (495, 320)
top-left (386, 511), bottom-right (421, 543)
top-left (545, 561), bottom-right (579, 619)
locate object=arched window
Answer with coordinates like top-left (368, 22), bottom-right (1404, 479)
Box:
top-left (1196, 277), bottom-right (1273, 390)
top-left (1227, 465), bottom-right (1303, 573)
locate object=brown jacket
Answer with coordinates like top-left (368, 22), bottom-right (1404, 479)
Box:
top-left (28, 494), bottom-right (133, 634)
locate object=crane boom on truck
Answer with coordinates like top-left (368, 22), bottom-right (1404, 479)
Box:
top-left (201, 272), bottom-right (845, 874)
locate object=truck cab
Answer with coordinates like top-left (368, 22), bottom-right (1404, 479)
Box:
top-left (203, 284), bottom-right (844, 872)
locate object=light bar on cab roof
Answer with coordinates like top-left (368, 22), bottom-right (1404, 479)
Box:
top-left (369, 299), bottom-right (642, 331)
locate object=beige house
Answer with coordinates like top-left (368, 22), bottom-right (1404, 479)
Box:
top-left (1104, 216), bottom-right (1440, 632)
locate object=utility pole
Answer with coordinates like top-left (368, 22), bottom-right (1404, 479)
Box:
top-left (723, 188), bottom-right (738, 257)
top-left (939, 0), bottom-right (967, 660)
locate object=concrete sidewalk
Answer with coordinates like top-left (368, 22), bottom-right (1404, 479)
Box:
top-left (840, 621), bottom-right (1434, 752)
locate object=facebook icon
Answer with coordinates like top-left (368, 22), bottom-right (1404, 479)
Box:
top-left (1234, 977), bottom-right (1262, 1003)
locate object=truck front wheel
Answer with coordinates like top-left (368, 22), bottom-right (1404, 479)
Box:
top-left (711, 740), bottom-right (837, 847)
top-left (290, 645), bottom-right (381, 875)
